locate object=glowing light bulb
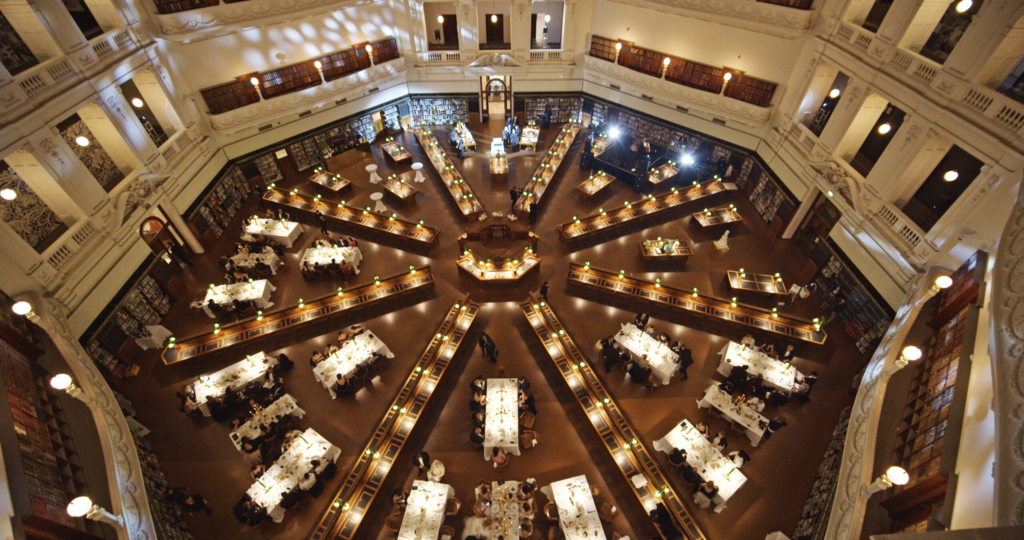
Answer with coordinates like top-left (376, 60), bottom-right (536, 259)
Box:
top-left (943, 170), bottom-right (959, 182)
top-left (314, 60), bottom-right (322, 69)
top-left (877, 123), bottom-right (891, 135)
top-left (544, 14), bottom-right (551, 22)
top-left (131, 97), bottom-right (144, 108)
top-left (901, 346), bottom-right (922, 362)
top-left (75, 136), bottom-right (89, 147)
top-left (663, 57), bottom-right (670, 66)
top-left (250, 77), bottom-right (259, 87)
top-left (491, 14), bottom-right (497, 23)
top-left (615, 43), bottom-right (622, 51)
top-left (829, 88), bottom-right (841, 98)
top-left (934, 275), bottom-right (953, 289)
top-left (12, 301), bottom-right (31, 315)
top-left (0, 189), bottom-right (16, 201)
top-left (886, 466), bottom-right (909, 485)
top-left (955, 0), bottom-right (972, 13)
top-left (438, 15), bottom-right (444, 23)
top-left (50, 374), bottom-right (73, 390)
top-left (67, 496), bottom-right (93, 518)
top-left (723, 72), bottom-right (733, 81)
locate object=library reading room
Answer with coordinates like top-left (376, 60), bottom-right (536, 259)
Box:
top-left (0, 1), bottom-right (1022, 540)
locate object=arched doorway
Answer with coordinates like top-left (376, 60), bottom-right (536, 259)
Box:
top-left (479, 75), bottom-right (511, 124)
top-left (139, 216), bottom-right (179, 258)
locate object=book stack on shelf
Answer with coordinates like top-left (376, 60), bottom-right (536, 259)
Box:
top-left (84, 339), bottom-right (127, 378)
top-left (199, 79), bottom-right (261, 115)
top-left (370, 37), bottom-right (400, 64)
top-left (814, 239), bottom-right (894, 354)
top-left (622, 45), bottom-right (668, 78)
top-left (253, 154), bottom-right (283, 183)
top-left (0, 291), bottom-right (39, 349)
top-left (733, 155), bottom-right (756, 189)
top-left (591, 102), bottom-right (609, 126)
top-left (525, 97), bottom-right (582, 124)
top-left (349, 115), bottom-right (378, 144)
top-left (258, 60), bottom-right (322, 99)
top-left (724, 75), bottom-right (777, 107)
top-left (194, 166), bottom-right (252, 239)
top-left (0, 339), bottom-right (78, 531)
top-left (665, 58), bottom-right (724, 94)
top-left (133, 433), bottom-right (195, 540)
top-left (287, 137), bottom-right (321, 172)
top-left (383, 105), bottom-right (401, 132)
top-left (409, 98), bottom-right (469, 125)
top-left (317, 49), bottom-right (360, 81)
top-left (748, 168), bottom-right (796, 224)
top-left (930, 251), bottom-right (987, 328)
top-left (792, 406), bottom-right (853, 540)
top-left (152, 0), bottom-right (204, 15)
top-left (588, 35), bottom-right (618, 62)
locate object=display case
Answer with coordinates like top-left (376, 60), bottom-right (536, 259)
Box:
top-left (370, 37), bottom-right (400, 64)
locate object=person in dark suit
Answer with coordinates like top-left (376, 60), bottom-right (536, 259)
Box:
top-left (412, 451), bottom-right (430, 477)
top-left (538, 281), bottom-right (549, 302)
top-left (478, 333), bottom-right (491, 358)
top-left (674, 343), bottom-right (693, 380)
top-left (277, 353), bottom-right (294, 373)
top-left (471, 375), bottom-right (486, 394)
top-left (681, 464), bottom-right (702, 487)
top-left (763, 414), bottom-right (787, 440)
top-left (167, 243), bottom-right (193, 266)
top-left (635, 311), bottom-right (650, 328)
top-left (470, 427), bottom-right (485, 446)
top-left (798, 371), bottom-right (819, 403)
top-left (603, 341), bottom-right (620, 373)
top-left (726, 364), bottom-right (748, 385)
top-left (315, 211), bottom-right (329, 235)
top-left (510, 186), bottom-right (519, 209)
top-left (528, 202), bottom-right (538, 224)
top-left (517, 376), bottom-right (530, 392)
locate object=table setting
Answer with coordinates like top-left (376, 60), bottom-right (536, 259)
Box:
top-left (653, 420), bottom-right (747, 512)
top-left (190, 352), bottom-right (277, 416)
top-left (313, 331), bottom-right (393, 396)
top-left (484, 378), bottom-right (520, 460)
top-left (398, 480), bottom-right (454, 540)
top-left (698, 384), bottom-right (768, 445)
top-left (301, 245), bottom-right (362, 274)
top-left (614, 323), bottom-right (679, 384)
top-left (229, 394), bottom-right (305, 450)
top-left (246, 428), bottom-right (339, 522)
top-left (718, 341), bottom-right (801, 393)
top-left (244, 218), bottom-right (302, 248)
top-left (201, 279), bottom-right (276, 317)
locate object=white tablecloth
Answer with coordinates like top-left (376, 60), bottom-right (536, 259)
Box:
top-left (697, 384), bottom-right (767, 446)
top-left (246, 428), bottom-right (340, 522)
top-left (135, 325), bottom-right (172, 350)
top-left (245, 219), bottom-right (302, 248)
top-left (301, 245), bottom-right (363, 274)
top-left (718, 342), bottom-right (801, 393)
top-left (488, 480), bottom-right (520, 540)
top-left (190, 352), bottom-right (277, 416)
top-left (484, 378), bottom-right (520, 460)
top-left (313, 331), bottom-right (393, 397)
top-left (542, 476), bottom-right (604, 540)
top-left (229, 394), bottom-right (306, 451)
top-left (231, 250), bottom-right (282, 274)
top-left (614, 323), bottom-right (679, 384)
top-left (202, 280), bottom-right (276, 317)
top-left (653, 420), bottom-right (747, 512)
top-left (398, 480), bottom-right (454, 540)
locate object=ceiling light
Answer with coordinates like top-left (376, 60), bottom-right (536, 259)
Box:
top-left (131, 97), bottom-right (143, 108)
top-left (50, 374), bottom-right (73, 390)
top-left (943, 170), bottom-right (959, 182)
top-left (250, 77), bottom-right (259, 87)
top-left (544, 14), bottom-right (551, 23)
top-left (0, 189), bottom-right (16, 201)
top-left (723, 72), bottom-right (732, 81)
top-left (955, 0), bottom-right (972, 13)
top-left (74, 136), bottom-right (89, 147)
top-left (314, 60), bottom-right (322, 69)
top-left (829, 88), bottom-right (841, 98)
top-left (438, 15), bottom-right (444, 23)
top-left (901, 346), bottom-right (922, 362)
top-left (934, 275), bottom-right (953, 289)
top-left (491, 14), bottom-right (497, 23)
top-left (12, 301), bottom-right (31, 315)
top-left (608, 126), bottom-right (620, 138)
top-left (885, 466), bottom-right (909, 486)
top-left (877, 123), bottom-right (891, 135)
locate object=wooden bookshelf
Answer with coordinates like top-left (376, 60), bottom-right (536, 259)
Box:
top-left (318, 49), bottom-right (361, 82)
top-left (588, 35), bottom-right (619, 62)
top-left (457, 249), bottom-right (540, 282)
top-left (515, 123), bottom-right (581, 212)
top-left (200, 77), bottom-right (260, 115)
top-left (666, 59), bottom-right (725, 94)
top-left (153, 0), bottom-right (206, 15)
top-left (725, 75), bottom-right (777, 107)
top-left (566, 263), bottom-right (827, 345)
top-left (370, 37), bottom-right (400, 64)
top-left (930, 250), bottom-right (987, 328)
top-left (258, 60), bottom-right (322, 99)
top-left (623, 45), bottom-right (668, 78)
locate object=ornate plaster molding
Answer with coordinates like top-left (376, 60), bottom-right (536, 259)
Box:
top-left (156, 0), bottom-right (378, 39)
top-left (24, 294), bottom-right (157, 540)
top-left (605, 0), bottom-right (813, 38)
top-left (467, 53), bottom-right (525, 68)
top-left (990, 179), bottom-right (1024, 526)
top-left (582, 55), bottom-right (773, 125)
top-left (809, 159), bottom-right (872, 217)
top-left (208, 58), bottom-right (406, 132)
top-left (823, 275), bottom-right (929, 540)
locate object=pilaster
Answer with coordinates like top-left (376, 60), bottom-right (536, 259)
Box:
top-left (817, 80), bottom-right (870, 154)
top-left (96, 86), bottom-right (165, 169)
top-left (26, 0), bottom-right (90, 54)
top-left (872, 0), bottom-right (925, 46)
top-left (942, 0), bottom-right (1022, 81)
top-left (24, 128), bottom-right (110, 215)
top-left (510, 0), bottom-right (531, 63)
top-left (456, 0), bottom-right (478, 60)
top-left (863, 117), bottom-right (934, 201)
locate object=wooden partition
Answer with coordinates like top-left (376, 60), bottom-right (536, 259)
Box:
top-left (161, 267), bottom-right (435, 364)
top-left (262, 189), bottom-right (439, 247)
top-left (311, 296), bottom-right (479, 540)
top-left (410, 127), bottom-right (484, 218)
top-left (514, 123), bottom-right (581, 212)
top-left (558, 181), bottom-right (738, 242)
top-left (566, 263), bottom-right (827, 345)
top-left (520, 294), bottom-right (706, 540)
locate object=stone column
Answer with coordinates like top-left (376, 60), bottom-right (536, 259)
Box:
top-left (510, 0), bottom-right (531, 63)
top-left (862, 117), bottom-right (935, 200)
top-left (872, 0), bottom-right (925, 45)
top-left (17, 292), bottom-right (157, 540)
top-left (158, 201), bottom-right (204, 254)
top-left (942, 0), bottom-right (1022, 81)
top-left (95, 86), bottom-right (165, 169)
top-left (24, 128), bottom-right (110, 216)
top-left (26, 0), bottom-right (90, 54)
top-left (816, 80), bottom-right (870, 155)
top-left (781, 186), bottom-right (819, 239)
top-left (456, 0), bottom-right (478, 59)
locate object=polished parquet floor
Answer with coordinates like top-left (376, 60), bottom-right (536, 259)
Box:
top-left (118, 116), bottom-right (868, 540)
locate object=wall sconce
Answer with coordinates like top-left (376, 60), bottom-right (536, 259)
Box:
top-left (863, 466), bottom-right (909, 496)
top-left (943, 170), bottom-right (958, 182)
top-left (67, 496), bottom-right (125, 531)
top-left (491, 14), bottom-right (497, 23)
top-left (51, 374), bottom-right (96, 408)
top-left (250, 77), bottom-right (263, 100)
top-left (829, 88), bottom-right (841, 98)
top-left (438, 15), bottom-right (444, 23)
top-left (12, 301), bottom-right (31, 315)
top-left (955, 0), bottom-right (972, 13)
top-left (0, 188), bottom-right (16, 201)
top-left (75, 136), bottom-right (90, 147)
top-left (723, 72), bottom-right (732, 82)
top-left (884, 346), bottom-right (922, 379)
top-left (131, 97), bottom-right (144, 108)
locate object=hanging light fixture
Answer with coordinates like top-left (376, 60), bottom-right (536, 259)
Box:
top-left (955, 0), bottom-right (972, 13)
top-left (0, 189), bottom-right (16, 201)
top-left (438, 14), bottom-right (444, 23)
top-left (544, 14), bottom-right (551, 23)
top-left (365, 44), bottom-right (372, 53)
top-left (877, 123), bottom-right (891, 134)
top-left (75, 136), bottom-right (89, 147)
top-left (829, 88), bottom-right (841, 98)
top-left (943, 170), bottom-right (959, 182)
top-left (491, 14), bottom-right (497, 23)
top-left (131, 97), bottom-right (144, 108)
top-left (12, 301), bottom-right (31, 315)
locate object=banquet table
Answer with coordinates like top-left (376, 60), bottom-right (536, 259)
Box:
top-left (244, 219), bottom-right (302, 248)
top-left (202, 280), bottom-right (276, 317)
top-left (230, 394), bottom-right (306, 450)
top-left (487, 480), bottom-right (521, 540)
top-left (313, 331), bottom-right (393, 397)
top-left (541, 475), bottom-right (604, 540)
top-left (484, 378), bottom-right (520, 460)
top-left (190, 352), bottom-right (278, 416)
top-left (653, 420), bottom-right (747, 512)
top-left (613, 323), bottom-right (679, 384)
top-left (697, 384), bottom-right (768, 446)
top-left (718, 341), bottom-right (801, 393)
top-left (230, 250), bottom-right (282, 274)
top-left (301, 245), bottom-right (363, 274)
top-left (246, 428), bottom-right (340, 523)
top-left (398, 480), bottom-right (454, 540)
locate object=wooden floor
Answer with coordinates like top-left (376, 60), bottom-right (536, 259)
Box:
top-left (116, 116), bottom-right (868, 540)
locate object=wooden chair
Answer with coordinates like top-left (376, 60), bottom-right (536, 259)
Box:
top-left (519, 411), bottom-right (536, 429)
top-left (384, 510), bottom-right (403, 532)
top-left (445, 497), bottom-right (461, 516)
top-left (591, 486), bottom-right (600, 497)
top-left (520, 429), bottom-right (537, 449)
top-left (440, 525), bottom-right (455, 540)
top-left (548, 526), bottom-right (564, 540)
top-left (644, 373), bottom-right (662, 392)
top-left (519, 519), bottom-right (534, 537)
top-left (729, 420), bottom-right (747, 437)
top-left (599, 502), bottom-right (618, 522)
top-left (494, 455), bottom-right (510, 470)
top-left (543, 501), bottom-right (558, 521)
top-left (706, 406), bottom-right (724, 421)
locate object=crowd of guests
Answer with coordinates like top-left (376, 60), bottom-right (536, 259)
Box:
top-left (300, 236), bottom-right (359, 281)
top-left (233, 439), bottom-right (337, 528)
top-left (178, 353), bottom-right (294, 421)
top-left (309, 324), bottom-right (383, 398)
top-left (594, 311), bottom-right (695, 390)
top-left (468, 372), bottom-right (538, 466)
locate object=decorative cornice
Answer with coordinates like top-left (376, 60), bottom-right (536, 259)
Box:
top-left (604, 0), bottom-right (814, 39)
top-left (207, 58), bottom-right (407, 132)
top-left (156, 0), bottom-right (379, 39)
top-left (990, 181), bottom-right (1024, 527)
top-left (581, 55), bottom-right (773, 125)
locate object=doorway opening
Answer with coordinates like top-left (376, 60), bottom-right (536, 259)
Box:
top-left (479, 76), bottom-right (511, 124)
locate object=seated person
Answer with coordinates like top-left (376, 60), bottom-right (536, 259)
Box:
top-left (747, 396), bottom-right (766, 413)
top-left (470, 427), bottom-right (485, 446)
top-left (694, 481), bottom-right (719, 509)
top-left (728, 450), bottom-right (751, 468)
top-left (470, 375), bottom-right (486, 394)
top-left (469, 392), bottom-right (485, 412)
top-left (518, 376), bottom-right (530, 392)
top-left (250, 464), bottom-right (265, 480)
top-left (694, 421), bottom-right (711, 438)
top-left (726, 365), bottom-right (749, 385)
top-left (299, 471), bottom-right (317, 492)
top-left (681, 464), bottom-right (702, 486)
top-left (518, 391), bottom-right (536, 414)
top-left (492, 447), bottom-right (509, 466)
top-left (780, 344), bottom-right (797, 362)
top-left (206, 301), bottom-right (225, 316)
top-left (761, 343), bottom-right (776, 357)
top-left (718, 380), bottom-right (737, 395)
top-left (333, 375), bottom-right (355, 398)
top-left (326, 344), bottom-right (339, 356)
top-left (310, 351), bottom-right (325, 366)
top-left (668, 447), bottom-right (688, 467)
top-left (391, 488), bottom-right (408, 508)
top-left (347, 237), bottom-right (358, 247)
top-left (349, 323), bottom-right (366, 335)
top-left (472, 411), bottom-right (485, 427)
top-left (222, 273), bottom-right (235, 285)
top-left (326, 259), bottom-right (341, 273)
top-left (246, 504), bottom-right (269, 527)
top-left (518, 481), bottom-right (534, 500)
top-left (280, 487), bottom-right (303, 510)
top-left (711, 432), bottom-right (727, 451)
top-left (337, 331), bottom-right (350, 344)
top-left (658, 332), bottom-right (670, 343)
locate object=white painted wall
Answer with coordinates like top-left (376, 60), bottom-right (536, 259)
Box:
top-left (588, 0), bottom-right (805, 86)
top-left (77, 102), bottom-right (141, 175)
top-left (797, 64), bottom-right (840, 127)
top-left (133, 70), bottom-right (183, 139)
top-left (477, 1), bottom-right (511, 46)
top-left (423, 2), bottom-right (457, 47)
top-left (82, 0), bottom-right (123, 32)
top-left (974, 23), bottom-right (1024, 88)
top-left (0, 2), bottom-right (63, 61)
top-left (842, 0), bottom-right (876, 26)
top-left (531, 1), bottom-right (563, 47)
top-left (892, 135), bottom-right (952, 206)
top-left (835, 93), bottom-right (887, 164)
top-left (899, 0), bottom-right (951, 54)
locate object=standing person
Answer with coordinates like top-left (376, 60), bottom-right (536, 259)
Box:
top-left (528, 202), bottom-right (538, 224)
top-left (166, 243), bottom-right (193, 267)
top-left (485, 340), bottom-right (497, 364)
top-left (412, 451), bottom-right (431, 477)
top-left (798, 371), bottom-right (819, 403)
top-left (538, 281), bottom-right (549, 302)
top-left (315, 210), bottom-right (329, 236)
top-left (182, 493), bottom-right (213, 515)
top-left (478, 332), bottom-right (491, 358)
top-left (826, 293), bottom-right (848, 324)
top-left (510, 186), bottom-right (519, 209)
top-left (675, 343), bottom-right (693, 380)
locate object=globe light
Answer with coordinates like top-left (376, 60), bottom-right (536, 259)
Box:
top-left (314, 60), bottom-right (322, 69)
top-left (943, 170), bottom-right (959, 182)
top-left (723, 72), bottom-right (733, 81)
top-left (877, 123), bottom-right (891, 135)
top-left (131, 97), bottom-right (144, 108)
top-left (0, 189), bottom-right (16, 201)
top-left (438, 15), bottom-right (444, 23)
top-left (955, 0), bottom-right (972, 13)
top-left (75, 136), bottom-right (90, 147)
top-left (12, 301), bottom-right (31, 315)
top-left (885, 466), bottom-right (909, 486)
top-left (365, 44), bottom-right (373, 53)
top-left (491, 14), bottom-right (497, 23)
top-left (250, 77), bottom-right (259, 86)
top-left (901, 346), bottom-right (922, 362)
top-left (50, 374), bottom-right (73, 390)
top-left (67, 496), bottom-right (93, 517)
top-left (544, 14), bottom-right (551, 23)
top-left (615, 43), bottom-right (622, 52)
top-left (829, 88), bottom-right (841, 98)
top-left (663, 57), bottom-right (670, 66)
top-left (934, 275), bottom-right (953, 289)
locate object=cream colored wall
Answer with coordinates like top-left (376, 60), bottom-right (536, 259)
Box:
top-left (835, 93), bottom-right (887, 163)
top-left (842, 0), bottom-right (876, 26)
top-left (899, 0), bottom-right (951, 54)
top-left (4, 149), bottom-right (80, 220)
top-left (531, 1), bottom-right (563, 45)
top-left (82, 0), bottom-right (123, 32)
top-left (133, 70), bottom-right (183, 138)
top-left (974, 24), bottom-right (1024, 89)
top-left (797, 64), bottom-right (840, 126)
top-left (423, 2), bottom-right (456, 46)
top-left (588, 0), bottom-right (805, 85)
top-left (78, 102), bottom-right (140, 175)
top-left (892, 135), bottom-right (952, 206)
top-left (0, 2), bottom-right (63, 61)
top-left (476, 1), bottom-right (511, 45)
top-left (163, 4), bottom-right (402, 91)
